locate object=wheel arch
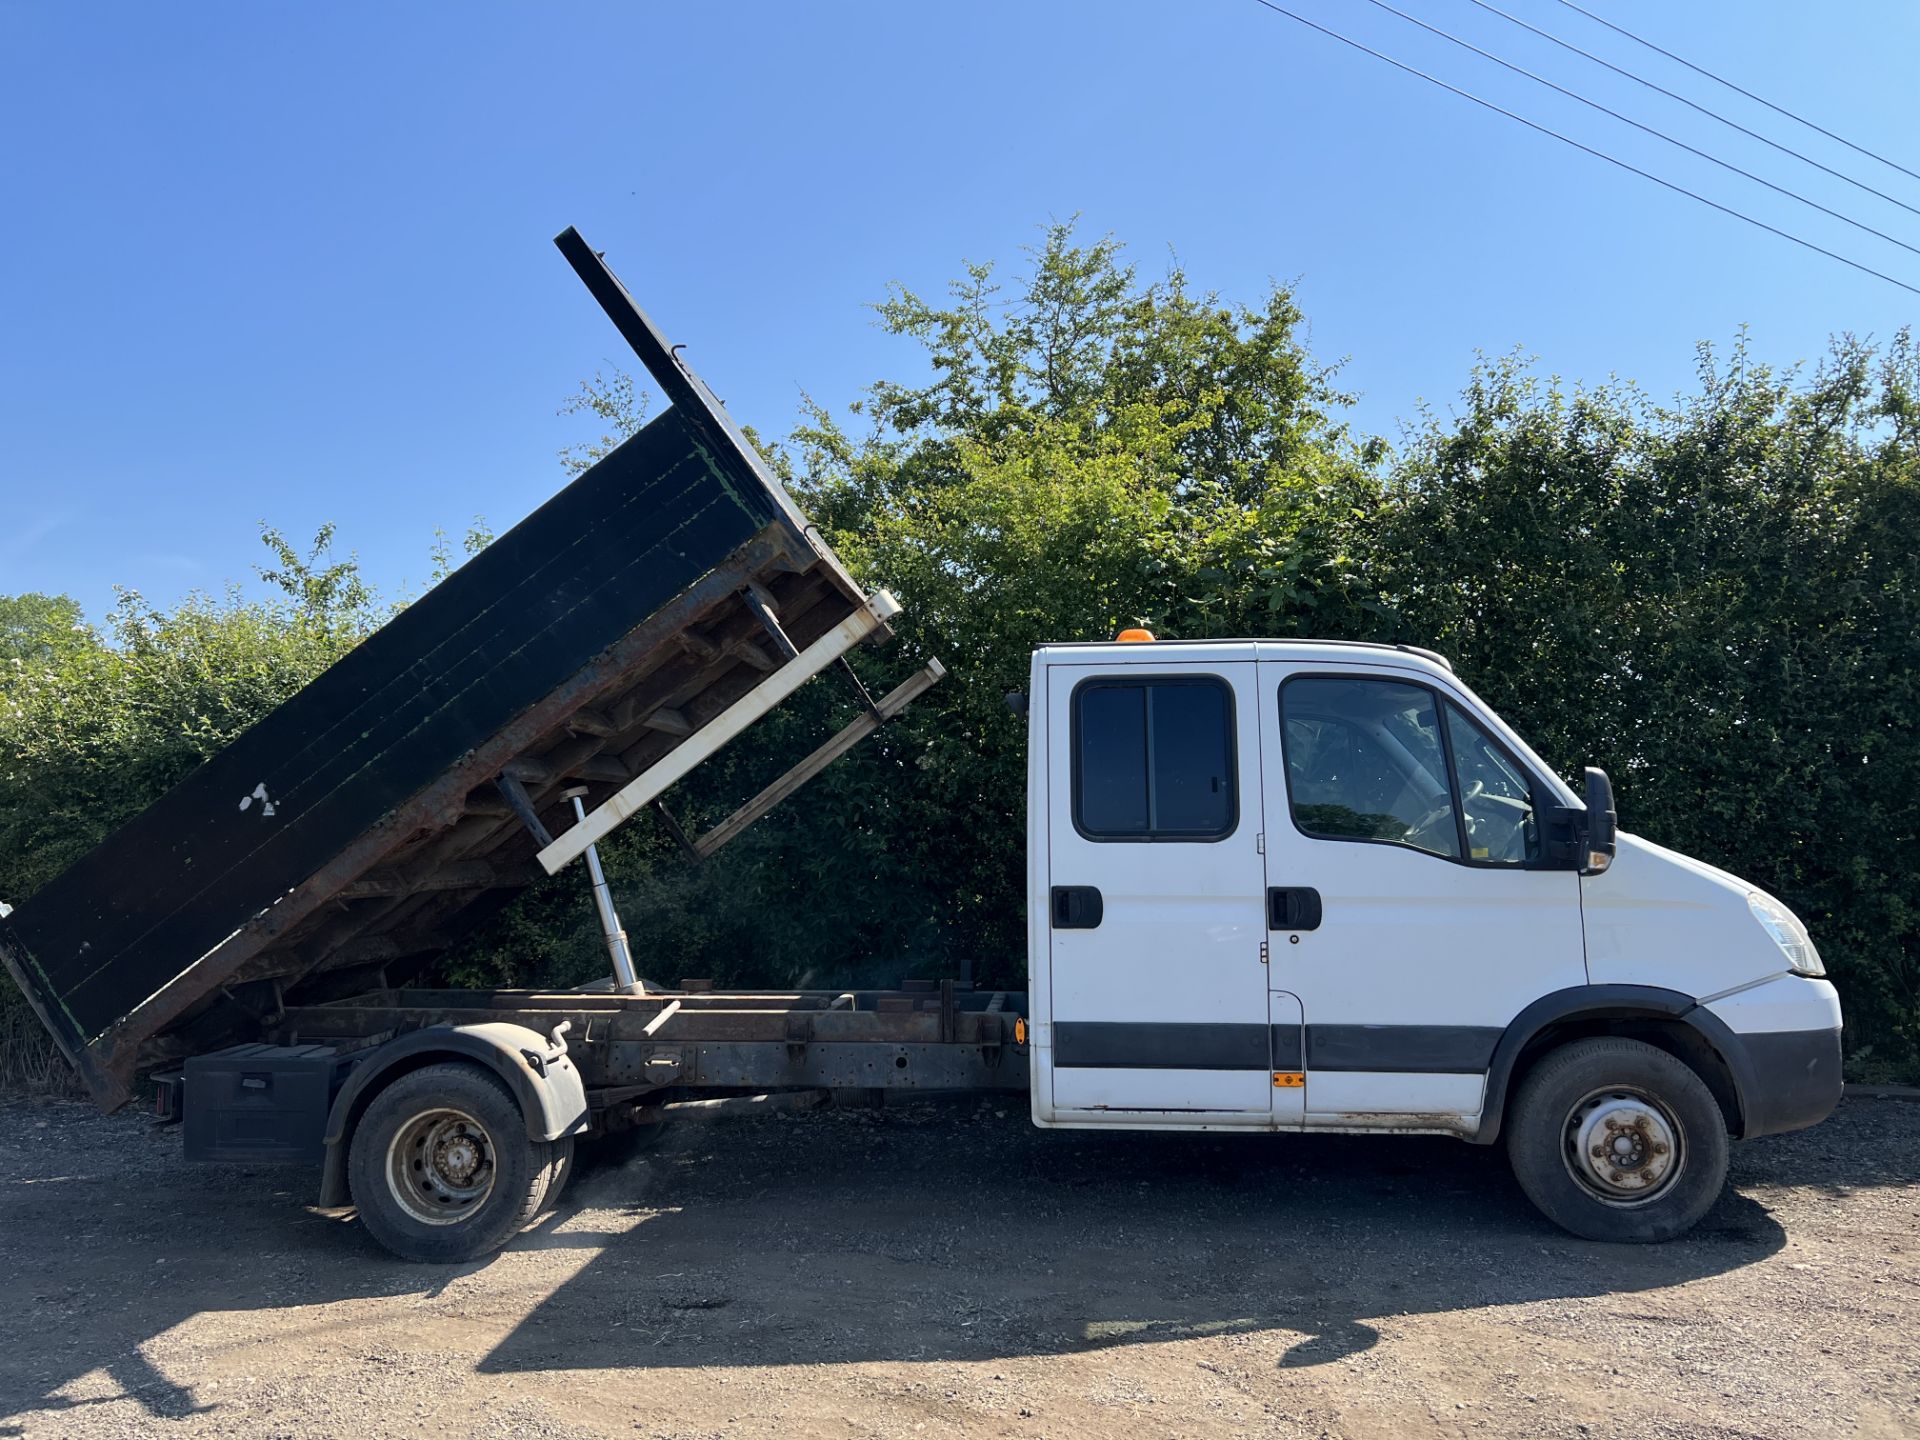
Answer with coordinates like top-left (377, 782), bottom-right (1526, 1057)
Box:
top-left (317, 1023), bottom-right (588, 1208)
top-left (1474, 985), bottom-right (1755, 1145)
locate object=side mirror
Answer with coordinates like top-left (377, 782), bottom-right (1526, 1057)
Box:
top-left (1005, 691), bottom-right (1029, 717)
top-left (1582, 766), bottom-right (1617, 876)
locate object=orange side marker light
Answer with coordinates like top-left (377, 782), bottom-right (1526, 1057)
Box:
top-left (1272, 1071), bottom-right (1305, 1088)
top-left (1115, 627), bottom-right (1156, 643)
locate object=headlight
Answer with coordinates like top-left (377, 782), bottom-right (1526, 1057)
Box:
top-left (1748, 892), bottom-right (1825, 977)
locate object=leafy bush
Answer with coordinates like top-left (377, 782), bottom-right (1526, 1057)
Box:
top-left (5, 229), bottom-right (1915, 1085)
top-left (0, 528), bottom-right (381, 1085)
top-left (1370, 339), bottom-right (1920, 1079)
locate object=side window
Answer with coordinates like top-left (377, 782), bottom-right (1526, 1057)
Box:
top-left (1072, 677), bottom-right (1235, 840)
top-left (1445, 702), bottom-right (1540, 865)
top-left (1281, 677), bottom-right (1460, 859)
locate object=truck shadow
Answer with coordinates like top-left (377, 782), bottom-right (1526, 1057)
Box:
top-left (474, 1104), bottom-right (1796, 1377)
top-left (0, 1107), bottom-right (426, 1432)
top-left (10, 1096), bottom-right (1905, 1427)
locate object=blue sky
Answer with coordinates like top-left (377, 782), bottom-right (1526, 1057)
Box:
top-left (4, 1), bottom-right (1916, 621)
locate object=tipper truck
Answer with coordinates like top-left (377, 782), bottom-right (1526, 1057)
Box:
top-left (1, 230), bottom-right (1845, 1261)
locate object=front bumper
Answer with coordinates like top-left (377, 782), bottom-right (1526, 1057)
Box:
top-left (1737, 1024), bottom-right (1844, 1137)
top-left (1707, 976), bottom-right (1845, 1139)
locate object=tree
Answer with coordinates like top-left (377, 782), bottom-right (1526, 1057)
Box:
top-left (1370, 333), bottom-right (1920, 1078)
top-left (558, 369), bottom-right (650, 477)
top-left (0, 526), bottom-right (383, 902)
top-left (530, 224), bottom-right (1381, 989)
top-left (0, 593), bottom-right (89, 680)
top-left (6, 227), bottom-right (1916, 1087)
top-left (547, 235), bottom-right (1919, 1078)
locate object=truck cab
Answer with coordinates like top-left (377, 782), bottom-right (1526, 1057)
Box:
top-left (1024, 635), bottom-right (1843, 1241)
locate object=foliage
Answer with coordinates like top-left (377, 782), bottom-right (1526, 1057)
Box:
top-left (3, 226), bottom-right (1916, 1085)
top-left (472, 228), bottom-right (1920, 1079)
top-left (0, 528), bottom-right (381, 903)
top-left (558, 368), bottom-right (650, 477)
top-left (775, 226), bottom-right (1381, 977)
top-left (1367, 335), bottom-right (1920, 1078)
top-left (480, 226), bottom-right (1383, 992)
top-left (0, 527), bottom-right (382, 1083)
top-left (0, 593), bottom-right (90, 679)
top-left (428, 517), bottom-right (497, 584)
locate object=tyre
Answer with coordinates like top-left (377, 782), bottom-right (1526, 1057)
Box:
top-left (534, 1135), bottom-right (576, 1216)
top-left (347, 1062), bottom-right (553, 1263)
top-left (1505, 1036), bottom-right (1730, 1243)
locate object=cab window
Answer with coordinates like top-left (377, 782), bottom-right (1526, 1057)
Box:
top-left (1445, 702), bottom-right (1540, 865)
top-left (1281, 677), bottom-right (1459, 858)
top-left (1073, 677), bottom-right (1235, 840)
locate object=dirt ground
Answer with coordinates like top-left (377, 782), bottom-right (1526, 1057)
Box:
top-left (1, 1093), bottom-right (1915, 1440)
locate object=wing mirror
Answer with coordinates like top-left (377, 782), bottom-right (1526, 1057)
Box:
top-left (1581, 766), bottom-right (1617, 876)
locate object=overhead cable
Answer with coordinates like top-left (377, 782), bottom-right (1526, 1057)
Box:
top-left (1466, 0), bottom-right (1920, 222)
top-left (1244, 0), bottom-right (1920, 298)
top-left (1554, 0), bottom-right (1920, 187)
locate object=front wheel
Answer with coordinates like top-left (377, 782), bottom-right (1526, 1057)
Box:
top-left (348, 1062), bottom-right (553, 1263)
top-left (1506, 1037), bottom-right (1730, 1243)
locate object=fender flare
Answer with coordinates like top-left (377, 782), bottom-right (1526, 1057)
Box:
top-left (1472, 984), bottom-right (1757, 1145)
top-left (317, 1023), bottom-right (589, 1207)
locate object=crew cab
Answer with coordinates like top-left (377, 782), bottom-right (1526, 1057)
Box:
top-left (1022, 635), bottom-right (1843, 1241)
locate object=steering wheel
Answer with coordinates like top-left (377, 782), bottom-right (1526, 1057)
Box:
top-left (1460, 780), bottom-right (1527, 862)
top-left (1412, 780), bottom-right (1479, 833)
top-left (1406, 790), bottom-right (1455, 844)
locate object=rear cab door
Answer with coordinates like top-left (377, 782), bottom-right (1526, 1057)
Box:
top-left (1033, 646), bottom-right (1300, 1127)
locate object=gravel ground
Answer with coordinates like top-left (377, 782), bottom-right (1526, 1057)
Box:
top-left (0, 1093), bottom-right (1915, 1439)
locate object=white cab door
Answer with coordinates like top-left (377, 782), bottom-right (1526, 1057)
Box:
top-left (1045, 660), bottom-right (1293, 1121)
top-left (1257, 665), bottom-right (1586, 1125)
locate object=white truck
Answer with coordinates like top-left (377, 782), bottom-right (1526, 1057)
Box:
top-left (1021, 635), bottom-right (1843, 1243)
top-left (2, 232), bottom-right (1843, 1261)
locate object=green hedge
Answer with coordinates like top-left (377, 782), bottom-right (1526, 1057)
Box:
top-left (4, 231), bottom-right (1913, 1084)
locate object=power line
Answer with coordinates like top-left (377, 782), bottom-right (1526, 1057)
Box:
top-left (1468, 0), bottom-right (1920, 222)
top-left (1355, 0), bottom-right (1920, 260)
top-left (1243, 0), bottom-right (1920, 298)
top-left (1554, 0), bottom-right (1920, 188)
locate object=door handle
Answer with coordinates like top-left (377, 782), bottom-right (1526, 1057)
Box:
top-left (1051, 885), bottom-right (1104, 929)
top-left (1267, 886), bottom-right (1322, 931)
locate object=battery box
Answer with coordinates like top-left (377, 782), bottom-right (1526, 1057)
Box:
top-left (182, 1043), bottom-right (350, 1164)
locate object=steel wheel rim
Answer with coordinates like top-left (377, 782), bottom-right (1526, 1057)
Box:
top-left (386, 1106), bottom-right (497, 1226)
top-left (1560, 1086), bottom-right (1685, 1207)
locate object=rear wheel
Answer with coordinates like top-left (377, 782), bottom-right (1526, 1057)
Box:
top-left (348, 1062), bottom-right (552, 1263)
top-left (1506, 1037), bottom-right (1729, 1243)
top-left (535, 1135), bottom-right (576, 1215)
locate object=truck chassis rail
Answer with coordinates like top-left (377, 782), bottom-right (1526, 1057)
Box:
top-left (278, 984), bottom-right (1030, 1106)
